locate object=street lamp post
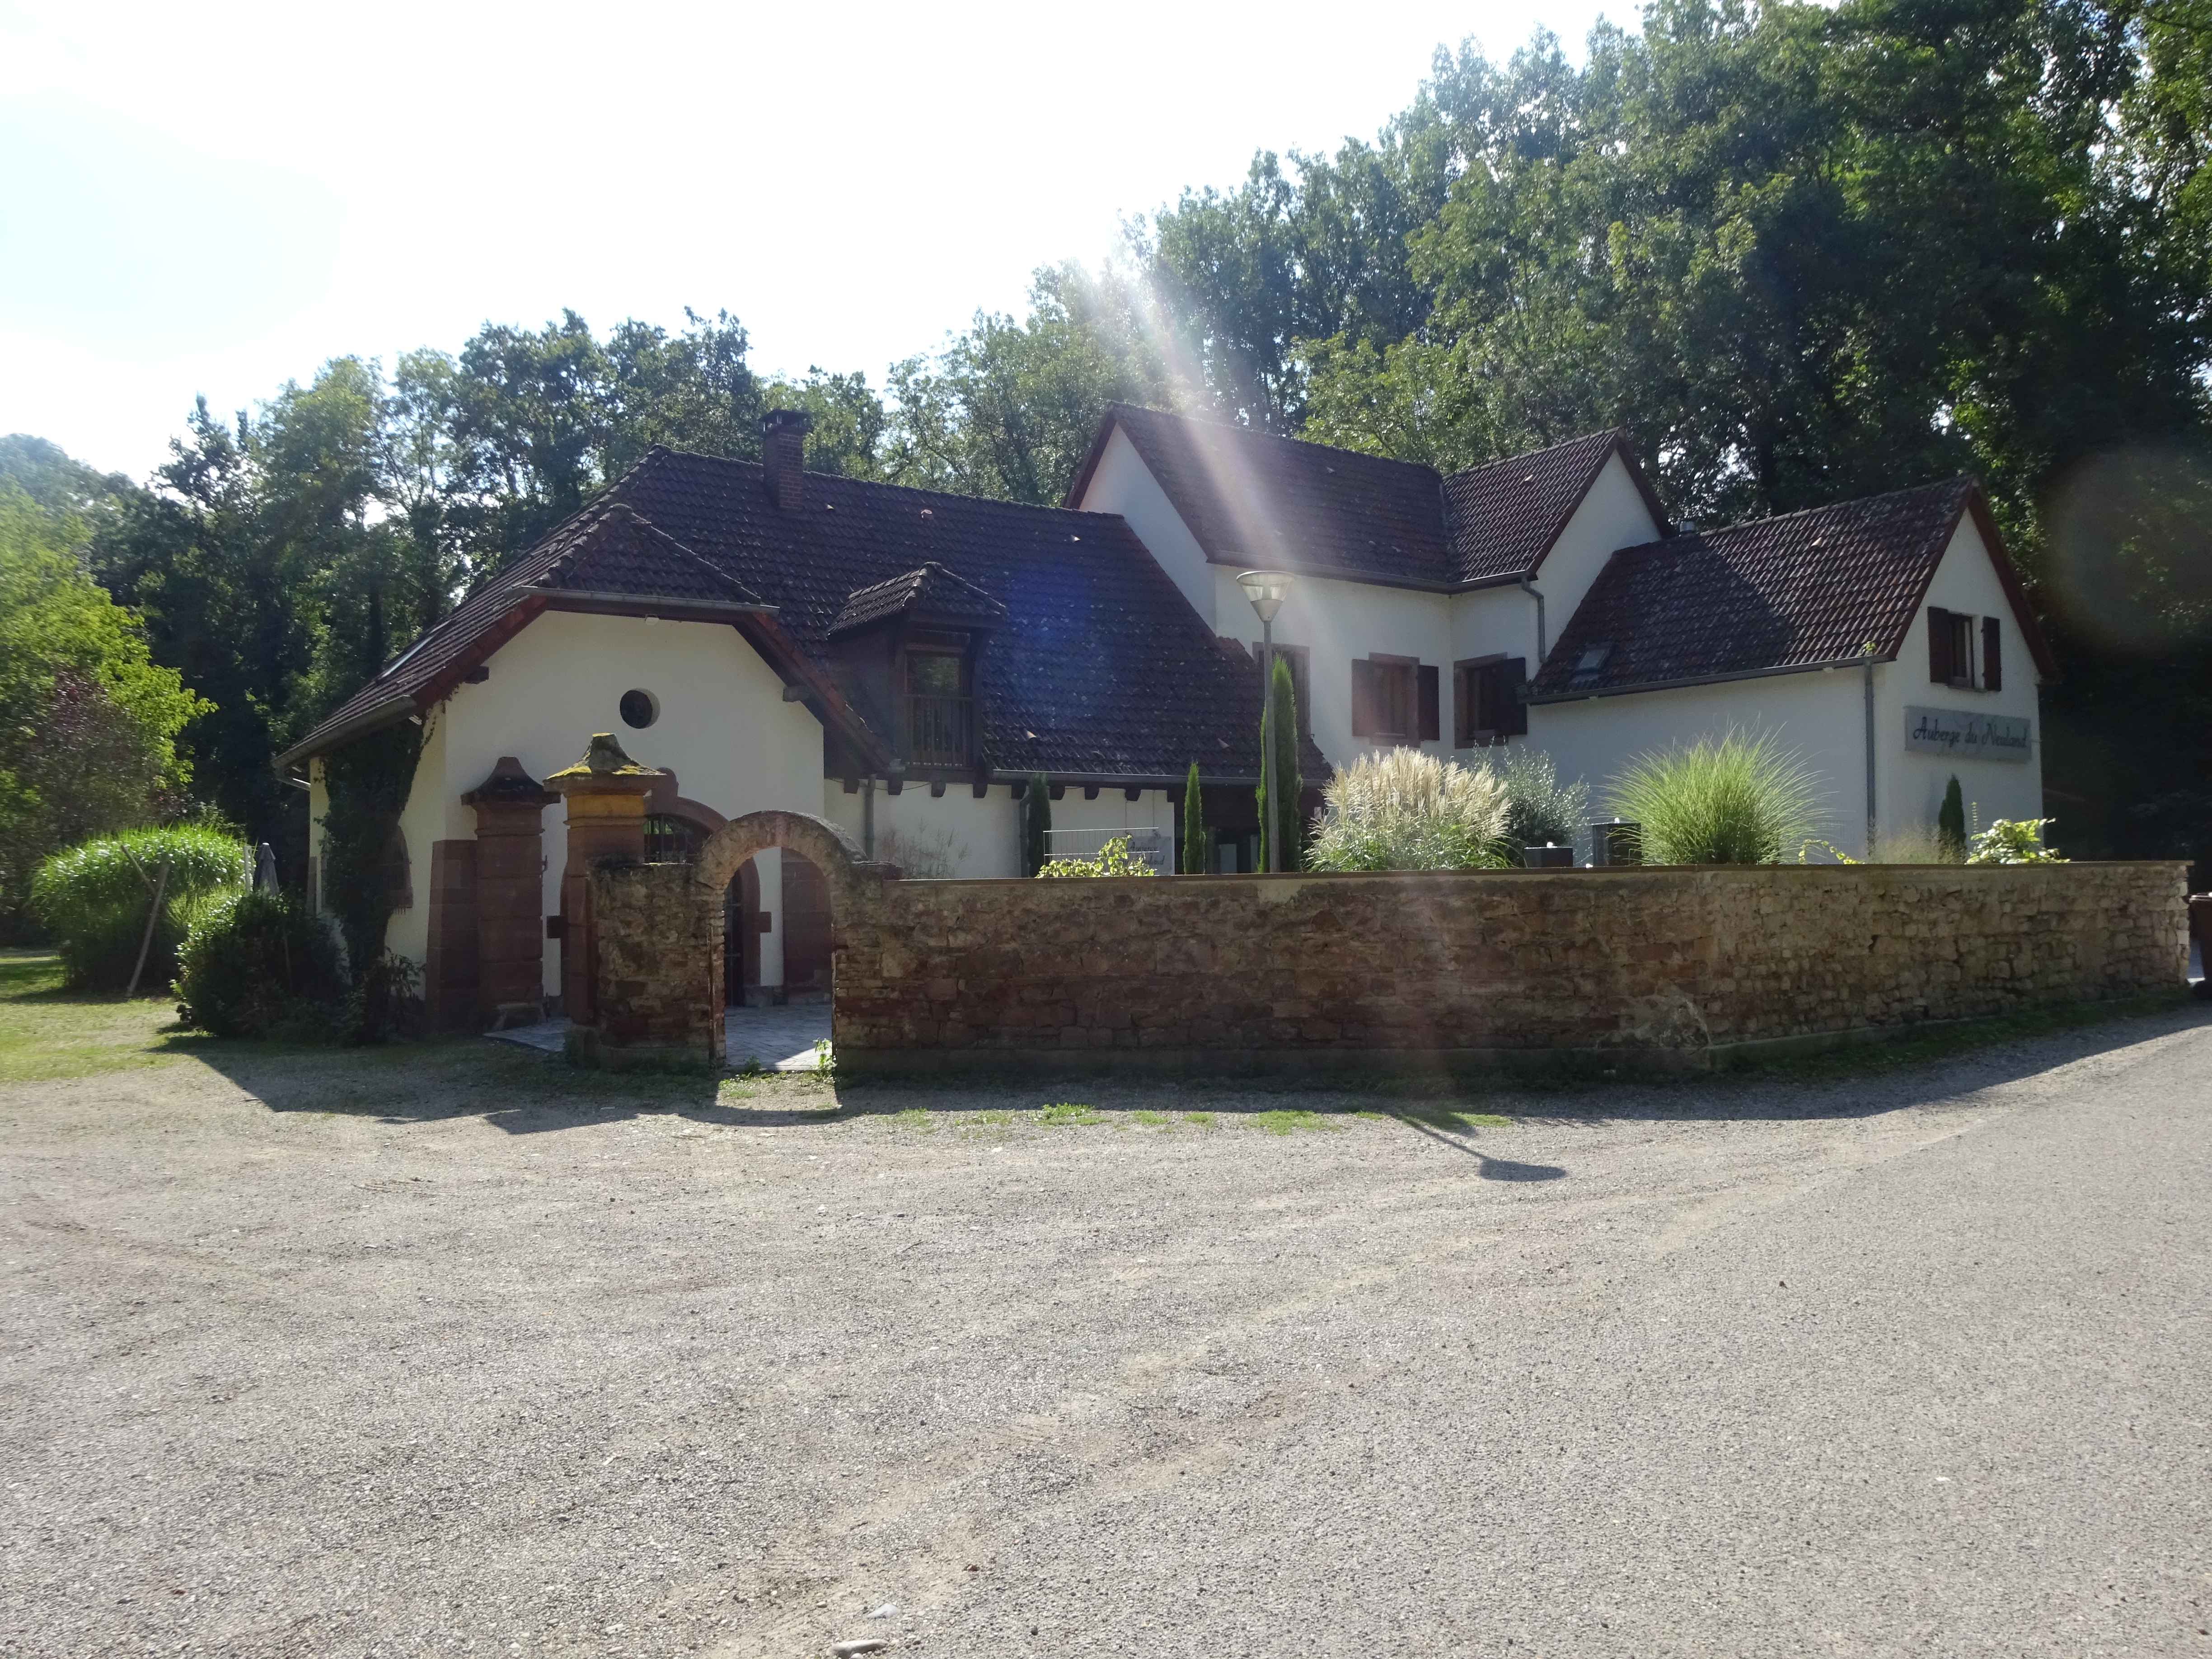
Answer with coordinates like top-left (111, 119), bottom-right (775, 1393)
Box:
top-left (1237, 570), bottom-right (1296, 873)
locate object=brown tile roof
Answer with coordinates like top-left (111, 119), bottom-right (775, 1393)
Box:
top-left (829, 560), bottom-right (1008, 637)
top-left (284, 449), bottom-right (1324, 784)
top-left (1078, 403), bottom-right (1453, 584)
top-left (1527, 478), bottom-right (2055, 700)
top-left (531, 501), bottom-right (765, 606)
top-left (1066, 405), bottom-right (1663, 588)
top-left (1441, 431), bottom-right (1663, 584)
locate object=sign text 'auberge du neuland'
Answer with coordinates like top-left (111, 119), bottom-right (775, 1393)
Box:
top-left (1905, 706), bottom-right (2033, 763)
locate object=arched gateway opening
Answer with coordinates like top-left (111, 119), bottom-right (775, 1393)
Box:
top-left (723, 850), bottom-right (833, 1006)
top-left (692, 811), bottom-right (872, 1067)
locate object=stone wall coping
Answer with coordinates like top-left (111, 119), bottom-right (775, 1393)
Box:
top-left (903, 860), bottom-right (2189, 887)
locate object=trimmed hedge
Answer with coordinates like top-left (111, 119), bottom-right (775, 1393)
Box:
top-left (28, 826), bottom-right (248, 991)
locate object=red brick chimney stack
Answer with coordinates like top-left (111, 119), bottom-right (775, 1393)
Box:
top-left (764, 408), bottom-right (812, 512)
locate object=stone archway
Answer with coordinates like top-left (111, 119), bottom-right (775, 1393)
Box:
top-left (577, 809), bottom-right (893, 1070)
top-left (691, 811), bottom-right (888, 1067)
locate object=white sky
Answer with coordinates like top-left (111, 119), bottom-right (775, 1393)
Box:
top-left (2, 0), bottom-right (1613, 482)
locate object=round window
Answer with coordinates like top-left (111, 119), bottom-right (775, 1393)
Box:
top-left (619, 689), bottom-right (659, 729)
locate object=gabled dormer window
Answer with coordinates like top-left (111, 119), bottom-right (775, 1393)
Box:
top-left (902, 638), bottom-right (973, 767)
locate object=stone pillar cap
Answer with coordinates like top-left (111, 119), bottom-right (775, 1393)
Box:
top-left (462, 755), bottom-right (558, 807)
top-left (548, 733), bottom-right (665, 795)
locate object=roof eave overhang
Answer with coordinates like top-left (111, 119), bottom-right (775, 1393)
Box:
top-left (1202, 551), bottom-right (1461, 593)
top-left (1524, 652), bottom-right (1897, 705)
top-left (272, 693), bottom-right (420, 772)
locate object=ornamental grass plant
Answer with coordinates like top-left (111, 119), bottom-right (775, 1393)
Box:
top-left (1307, 749), bottom-right (1511, 871)
top-left (28, 825), bottom-right (248, 990)
top-left (1606, 729), bottom-right (1826, 865)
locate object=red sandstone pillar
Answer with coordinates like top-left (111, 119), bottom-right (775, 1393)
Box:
top-left (547, 734), bottom-right (660, 1026)
top-left (461, 757), bottom-right (558, 1031)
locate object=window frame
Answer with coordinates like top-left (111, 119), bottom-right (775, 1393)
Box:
top-left (1352, 652), bottom-right (1422, 744)
top-left (1454, 655), bottom-right (1529, 745)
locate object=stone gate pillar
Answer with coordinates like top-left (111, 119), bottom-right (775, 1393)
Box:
top-left (461, 756), bottom-right (558, 1031)
top-left (547, 733), bottom-right (661, 1025)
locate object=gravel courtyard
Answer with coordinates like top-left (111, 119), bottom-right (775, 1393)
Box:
top-left (3, 980), bottom-right (2208, 1658)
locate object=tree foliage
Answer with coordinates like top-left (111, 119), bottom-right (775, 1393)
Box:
top-left (0, 474), bottom-right (205, 936)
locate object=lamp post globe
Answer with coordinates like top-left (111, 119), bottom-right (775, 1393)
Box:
top-left (1236, 571), bottom-right (1297, 872)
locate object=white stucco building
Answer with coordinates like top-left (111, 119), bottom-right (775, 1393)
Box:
top-left (281, 403), bottom-right (2053, 1030)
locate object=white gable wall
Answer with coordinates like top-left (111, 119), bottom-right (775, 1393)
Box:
top-left (1075, 425), bottom-right (1217, 627)
top-left (1878, 515), bottom-right (2045, 839)
top-left (360, 608), bottom-right (826, 992)
top-left (1528, 454), bottom-right (1667, 651)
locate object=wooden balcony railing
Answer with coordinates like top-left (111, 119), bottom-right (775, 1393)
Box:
top-left (907, 694), bottom-right (974, 767)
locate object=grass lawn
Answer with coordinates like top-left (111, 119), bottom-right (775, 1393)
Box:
top-left (0, 950), bottom-right (202, 1085)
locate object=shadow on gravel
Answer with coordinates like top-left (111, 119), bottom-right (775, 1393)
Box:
top-left (172, 996), bottom-right (2208, 1144)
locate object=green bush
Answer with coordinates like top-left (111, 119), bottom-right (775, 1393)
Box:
top-left (1308, 749), bottom-right (1511, 871)
top-left (1967, 818), bottom-right (2066, 864)
top-left (28, 825), bottom-right (248, 990)
top-left (173, 890), bottom-right (347, 1039)
top-left (1607, 729), bottom-right (1826, 864)
top-left (1037, 834), bottom-right (1158, 877)
top-left (1495, 746), bottom-right (1591, 852)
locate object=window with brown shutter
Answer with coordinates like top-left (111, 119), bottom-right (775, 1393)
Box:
top-left (1498, 657), bottom-right (1529, 735)
top-left (1418, 665), bottom-right (1440, 741)
top-left (1929, 606), bottom-right (1975, 688)
top-left (1982, 617), bottom-right (2001, 691)
top-left (1350, 658), bottom-right (1380, 736)
top-left (1354, 655), bottom-right (1420, 742)
top-left (1453, 657), bottom-right (1530, 744)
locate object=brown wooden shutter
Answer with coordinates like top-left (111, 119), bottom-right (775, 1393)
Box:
top-left (1418, 665), bottom-right (1440, 741)
top-left (1453, 666), bottom-right (1472, 746)
top-left (1982, 617), bottom-right (2001, 691)
top-left (1501, 657), bottom-right (1530, 735)
top-left (1928, 607), bottom-right (1953, 684)
top-left (1350, 659), bottom-right (1378, 736)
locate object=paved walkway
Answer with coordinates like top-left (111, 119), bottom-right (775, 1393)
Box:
top-left (483, 1003), bottom-right (831, 1070)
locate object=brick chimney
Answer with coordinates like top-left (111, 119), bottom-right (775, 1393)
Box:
top-left (763, 408), bottom-right (812, 511)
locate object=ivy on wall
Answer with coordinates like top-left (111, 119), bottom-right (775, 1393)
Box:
top-left (317, 719), bottom-right (424, 980)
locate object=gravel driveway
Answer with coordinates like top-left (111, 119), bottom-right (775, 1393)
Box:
top-left (4, 1008), bottom-right (2209, 1657)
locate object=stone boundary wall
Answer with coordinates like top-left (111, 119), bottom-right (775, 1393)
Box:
top-left (580, 812), bottom-right (2189, 1076)
top-left (835, 862), bottom-right (2188, 1075)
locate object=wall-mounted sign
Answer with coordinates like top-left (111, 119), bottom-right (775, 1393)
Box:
top-left (1905, 706), bottom-right (2032, 763)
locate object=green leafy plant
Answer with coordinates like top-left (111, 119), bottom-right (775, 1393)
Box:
top-left (28, 825), bottom-right (249, 990)
top-left (1606, 729), bottom-right (1826, 864)
top-left (318, 722), bottom-right (423, 978)
top-left (173, 890), bottom-right (347, 1039)
top-left (1494, 746), bottom-right (1591, 853)
top-left (1938, 776), bottom-right (1967, 861)
top-left (1967, 818), bottom-right (2066, 863)
top-left (1181, 761), bottom-right (1208, 874)
top-left (1036, 834), bottom-right (1157, 877)
top-left (1307, 748), bottom-right (1510, 871)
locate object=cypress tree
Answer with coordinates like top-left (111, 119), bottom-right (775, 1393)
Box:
top-left (1938, 775), bottom-right (1967, 862)
top-left (1255, 656), bottom-right (1303, 872)
top-left (1181, 761), bottom-right (1208, 874)
top-left (1023, 771), bottom-right (1051, 876)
